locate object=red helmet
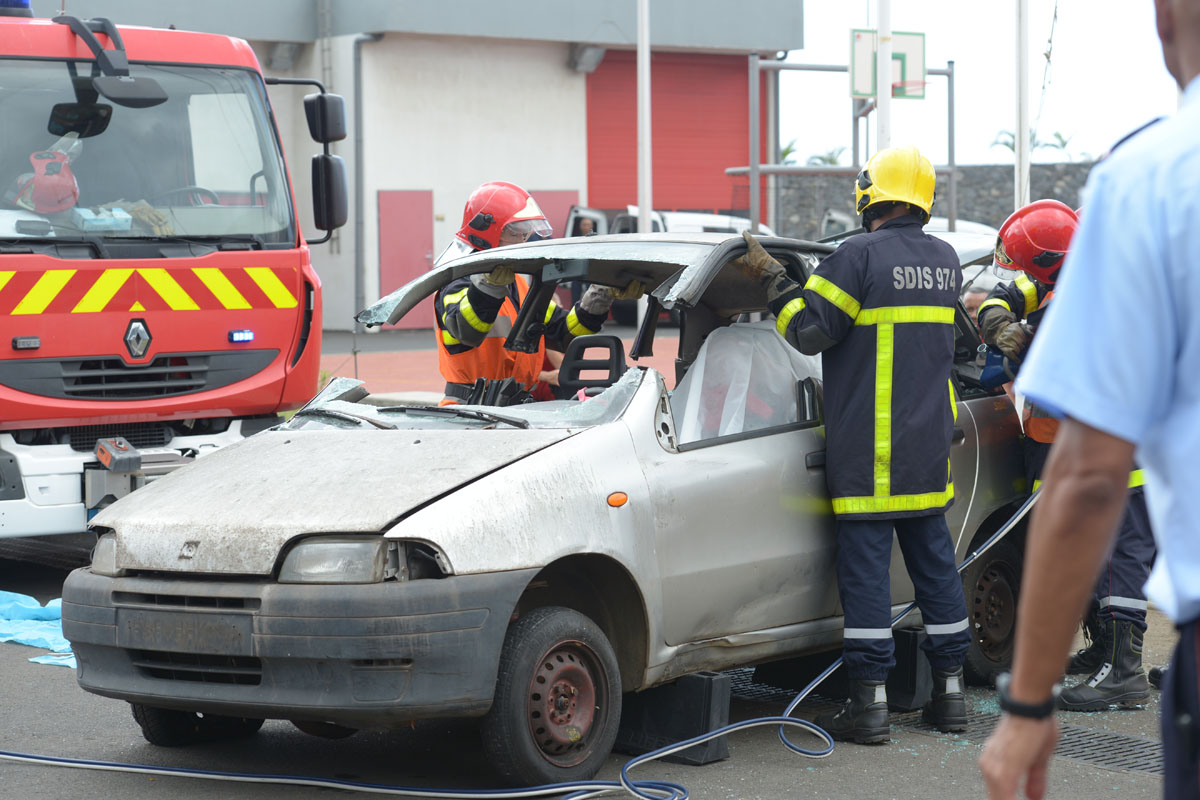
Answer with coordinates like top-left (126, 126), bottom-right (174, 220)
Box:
top-left (456, 181), bottom-right (552, 251)
top-left (993, 199), bottom-right (1078, 285)
top-left (12, 150), bottom-right (79, 214)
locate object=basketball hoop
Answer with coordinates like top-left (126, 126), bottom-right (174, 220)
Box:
top-left (892, 79), bottom-right (928, 98)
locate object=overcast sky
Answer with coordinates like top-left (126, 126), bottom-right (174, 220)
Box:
top-left (777, 1), bottom-right (1181, 167)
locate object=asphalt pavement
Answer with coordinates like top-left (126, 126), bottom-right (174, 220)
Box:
top-left (0, 557), bottom-right (1174, 800)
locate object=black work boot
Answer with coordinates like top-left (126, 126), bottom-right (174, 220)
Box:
top-left (1149, 665), bottom-right (1168, 690)
top-left (1065, 610), bottom-right (1108, 675)
top-left (815, 680), bottom-right (890, 744)
top-left (1058, 619), bottom-right (1150, 711)
top-left (923, 665), bottom-right (968, 732)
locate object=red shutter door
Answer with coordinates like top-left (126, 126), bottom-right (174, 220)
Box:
top-left (377, 190), bottom-right (434, 330)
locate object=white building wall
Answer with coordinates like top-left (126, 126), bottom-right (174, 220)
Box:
top-left (257, 34), bottom-right (588, 331)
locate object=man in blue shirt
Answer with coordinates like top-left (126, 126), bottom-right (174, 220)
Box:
top-left (979, 1), bottom-right (1200, 796)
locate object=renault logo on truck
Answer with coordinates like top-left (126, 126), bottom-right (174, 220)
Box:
top-left (124, 319), bottom-right (151, 358)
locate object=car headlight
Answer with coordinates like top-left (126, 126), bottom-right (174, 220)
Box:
top-left (90, 533), bottom-right (124, 577)
top-left (279, 536), bottom-right (400, 584)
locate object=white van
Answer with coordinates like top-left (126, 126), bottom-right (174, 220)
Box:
top-left (565, 204), bottom-right (775, 237)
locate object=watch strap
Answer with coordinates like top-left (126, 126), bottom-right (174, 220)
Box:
top-left (996, 672), bottom-right (1060, 719)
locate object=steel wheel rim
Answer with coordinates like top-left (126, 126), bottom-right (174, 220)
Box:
top-left (525, 639), bottom-right (606, 768)
top-left (972, 558), bottom-right (1019, 661)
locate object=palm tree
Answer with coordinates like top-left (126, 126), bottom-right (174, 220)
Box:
top-left (991, 130), bottom-right (1072, 156)
top-left (780, 138), bottom-right (797, 165)
top-left (806, 146), bottom-right (847, 166)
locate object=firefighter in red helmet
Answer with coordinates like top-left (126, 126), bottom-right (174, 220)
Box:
top-left (978, 199), bottom-right (1155, 711)
top-left (433, 181), bottom-right (642, 405)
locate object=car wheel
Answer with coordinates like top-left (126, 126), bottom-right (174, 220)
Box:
top-left (481, 606), bottom-right (622, 786)
top-left (130, 703), bottom-right (263, 747)
top-left (962, 537), bottom-right (1023, 685)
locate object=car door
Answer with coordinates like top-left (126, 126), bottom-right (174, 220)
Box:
top-left (644, 323), bottom-right (839, 646)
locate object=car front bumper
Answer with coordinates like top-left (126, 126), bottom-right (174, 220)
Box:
top-left (62, 566), bottom-right (538, 728)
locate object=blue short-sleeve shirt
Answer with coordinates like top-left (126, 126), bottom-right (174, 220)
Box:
top-left (1016, 74), bottom-right (1200, 624)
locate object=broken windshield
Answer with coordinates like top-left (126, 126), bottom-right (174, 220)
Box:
top-left (284, 369), bottom-right (645, 432)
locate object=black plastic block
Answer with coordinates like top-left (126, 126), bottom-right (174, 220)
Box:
top-left (886, 626), bottom-right (933, 712)
top-left (614, 671), bottom-right (730, 766)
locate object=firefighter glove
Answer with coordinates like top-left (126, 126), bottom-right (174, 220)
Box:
top-left (731, 231), bottom-right (797, 302)
top-left (469, 265), bottom-right (516, 298)
top-left (579, 283), bottom-right (619, 316)
top-left (128, 203), bottom-right (174, 236)
top-left (994, 321), bottom-right (1033, 362)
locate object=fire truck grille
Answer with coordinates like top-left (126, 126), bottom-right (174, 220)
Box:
top-left (0, 349), bottom-right (278, 401)
top-left (67, 423), bottom-right (171, 453)
top-left (129, 649), bottom-right (263, 686)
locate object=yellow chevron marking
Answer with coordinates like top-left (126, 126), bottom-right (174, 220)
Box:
top-left (0, 271), bottom-right (14, 295)
top-left (193, 267), bottom-right (251, 310)
top-left (245, 267), bottom-right (297, 308)
top-left (72, 268), bottom-right (134, 313)
top-left (130, 301), bottom-right (146, 311)
top-left (138, 268), bottom-right (199, 311)
top-left (13, 270), bottom-right (76, 315)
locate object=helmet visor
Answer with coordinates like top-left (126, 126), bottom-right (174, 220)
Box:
top-left (498, 219), bottom-right (552, 245)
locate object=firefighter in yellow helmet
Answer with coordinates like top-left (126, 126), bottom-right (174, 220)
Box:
top-left (733, 146), bottom-right (970, 743)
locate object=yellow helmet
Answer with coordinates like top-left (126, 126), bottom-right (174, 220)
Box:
top-left (854, 146), bottom-right (936, 224)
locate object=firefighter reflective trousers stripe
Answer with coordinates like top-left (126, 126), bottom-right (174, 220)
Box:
top-left (836, 514), bottom-right (970, 681)
top-left (1090, 490), bottom-right (1156, 632)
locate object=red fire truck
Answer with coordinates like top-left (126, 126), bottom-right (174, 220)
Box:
top-left (0, 3), bottom-right (347, 561)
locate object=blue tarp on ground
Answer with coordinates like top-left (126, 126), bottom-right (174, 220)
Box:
top-left (0, 590), bottom-right (77, 668)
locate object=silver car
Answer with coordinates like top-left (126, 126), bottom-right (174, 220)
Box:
top-left (62, 232), bottom-right (1026, 785)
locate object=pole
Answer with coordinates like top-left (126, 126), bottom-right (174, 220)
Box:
top-left (636, 0), bottom-right (651, 327)
top-left (1015, 0), bottom-right (1030, 209)
top-left (749, 52), bottom-right (760, 234)
top-left (352, 33), bottom-right (382, 335)
top-left (875, 0), bottom-right (892, 150)
top-left (946, 60), bottom-right (957, 232)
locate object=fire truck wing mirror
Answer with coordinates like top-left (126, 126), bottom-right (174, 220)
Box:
top-left (92, 75), bottom-right (168, 109)
top-left (311, 154), bottom-right (348, 233)
top-left (48, 102), bottom-right (112, 139)
top-left (304, 93), bottom-right (346, 143)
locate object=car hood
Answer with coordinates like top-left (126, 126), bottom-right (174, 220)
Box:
top-left (93, 427), bottom-right (573, 575)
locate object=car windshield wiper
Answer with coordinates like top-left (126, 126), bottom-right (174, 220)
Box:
top-left (0, 236), bottom-right (109, 257)
top-left (291, 407), bottom-right (397, 430)
top-left (379, 405), bottom-right (531, 429)
top-left (116, 234), bottom-right (266, 250)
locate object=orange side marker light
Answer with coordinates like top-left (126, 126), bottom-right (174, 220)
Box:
top-left (607, 492), bottom-right (628, 508)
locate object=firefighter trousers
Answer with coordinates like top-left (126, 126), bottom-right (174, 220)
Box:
top-left (836, 514), bottom-right (971, 681)
top-left (1089, 489), bottom-right (1156, 632)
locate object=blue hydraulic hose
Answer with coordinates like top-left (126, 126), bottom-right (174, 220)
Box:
top-left (0, 491), bottom-right (1039, 799)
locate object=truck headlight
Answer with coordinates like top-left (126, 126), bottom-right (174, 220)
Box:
top-left (90, 534), bottom-right (124, 577)
top-left (279, 536), bottom-right (400, 584)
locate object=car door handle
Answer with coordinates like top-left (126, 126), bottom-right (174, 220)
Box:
top-left (805, 450), bottom-right (826, 469)
top-left (952, 426), bottom-right (966, 444)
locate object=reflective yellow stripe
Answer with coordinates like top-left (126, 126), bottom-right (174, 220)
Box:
top-left (245, 267), bottom-right (298, 309)
top-left (458, 296), bottom-right (492, 333)
top-left (832, 483), bottom-right (955, 515)
top-left (1015, 274), bottom-right (1038, 317)
top-left (544, 300), bottom-right (558, 324)
top-left (71, 268), bottom-right (134, 313)
top-left (442, 288), bottom-right (467, 307)
top-left (441, 329), bottom-right (461, 346)
top-left (776, 297), bottom-right (806, 337)
top-left (0, 271), bottom-right (14, 294)
top-left (977, 297), bottom-right (1012, 315)
top-left (949, 378), bottom-right (958, 423)
top-left (138, 268), bottom-right (199, 311)
top-left (804, 274), bottom-right (861, 319)
top-left (193, 267), bottom-right (251, 310)
top-left (874, 323), bottom-right (894, 497)
top-left (13, 269), bottom-right (76, 315)
top-left (567, 307), bottom-right (596, 337)
top-left (1033, 469), bottom-right (1145, 493)
top-left (855, 305), bottom-right (955, 326)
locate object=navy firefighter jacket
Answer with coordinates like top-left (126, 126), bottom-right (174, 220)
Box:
top-left (768, 215), bottom-right (962, 520)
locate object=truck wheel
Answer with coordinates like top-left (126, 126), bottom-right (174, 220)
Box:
top-left (481, 606), bottom-right (622, 786)
top-left (962, 537), bottom-right (1023, 685)
top-left (131, 703), bottom-right (263, 746)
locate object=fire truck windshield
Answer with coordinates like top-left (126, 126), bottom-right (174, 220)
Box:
top-left (0, 60), bottom-right (296, 246)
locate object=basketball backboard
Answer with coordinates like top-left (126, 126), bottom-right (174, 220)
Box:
top-left (850, 29), bottom-right (926, 99)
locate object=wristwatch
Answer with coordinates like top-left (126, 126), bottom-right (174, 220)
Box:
top-left (996, 672), bottom-right (1060, 719)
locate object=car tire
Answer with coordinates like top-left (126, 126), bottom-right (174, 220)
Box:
top-left (130, 703), bottom-right (263, 747)
top-left (962, 537), bottom-right (1023, 685)
top-left (481, 606), bottom-right (622, 786)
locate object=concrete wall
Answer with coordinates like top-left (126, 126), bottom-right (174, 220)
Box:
top-left (774, 162), bottom-right (1096, 240)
